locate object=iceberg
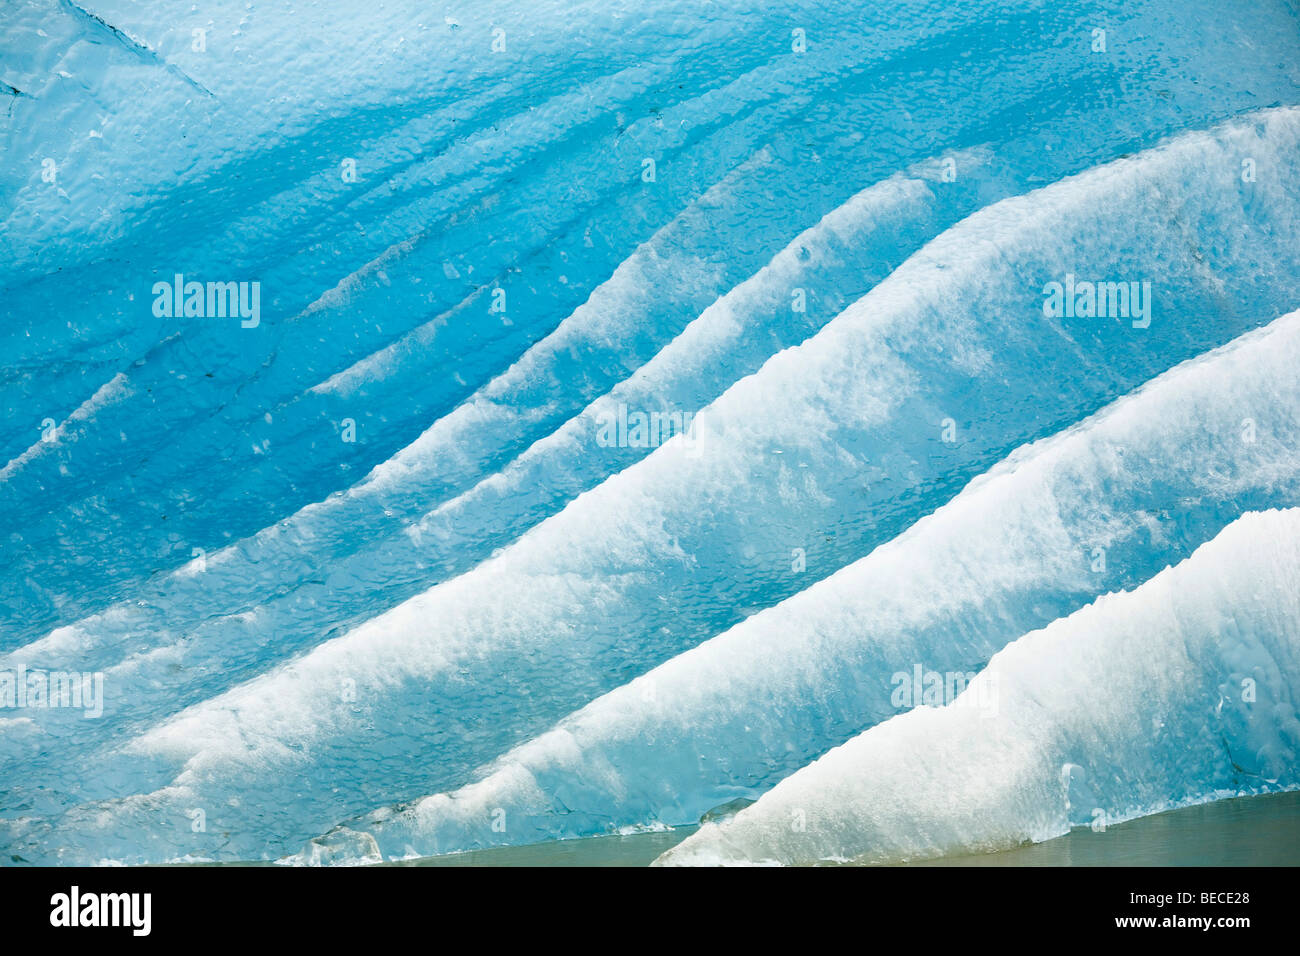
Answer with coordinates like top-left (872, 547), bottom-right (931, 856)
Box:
top-left (3, 0), bottom-right (1300, 867)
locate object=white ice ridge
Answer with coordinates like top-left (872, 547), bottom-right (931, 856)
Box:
top-left (657, 507), bottom-right (1300, 866)
top-left (0, 372), bottom-right (131, 483)
top-left (320, 306), bottom-right (1300, 860)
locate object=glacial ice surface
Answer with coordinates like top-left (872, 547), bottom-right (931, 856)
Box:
top-left (2, 0), bottom-right (1300, 864)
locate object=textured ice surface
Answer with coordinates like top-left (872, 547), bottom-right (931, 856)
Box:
top-left (658, 508), bottom-right (1300, 866)
top-left (3, 0), bottom-right (1300, 865)
top-left (14, 108), bottom-right (1295, 865)
top-left (308, 308), bottom-right (1300, 859)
